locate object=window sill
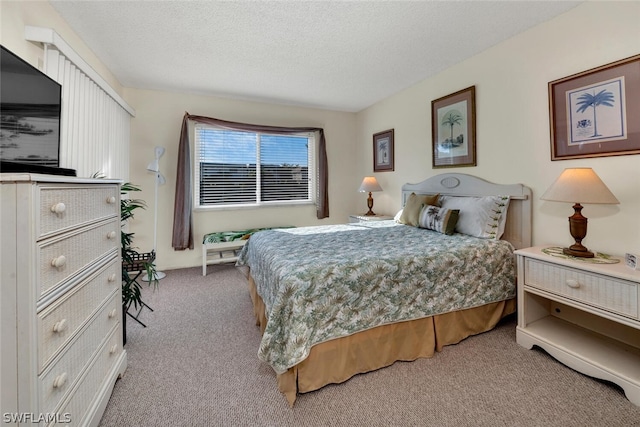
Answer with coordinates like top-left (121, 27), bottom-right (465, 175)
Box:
top-left (194, 200), bottom-right (315, 212)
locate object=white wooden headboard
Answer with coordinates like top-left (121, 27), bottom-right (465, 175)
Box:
top-left (401, 173), bottom-right (532, 249)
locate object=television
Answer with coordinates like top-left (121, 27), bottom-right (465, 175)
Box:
top-left (1, 45), bottom-right (75, 176)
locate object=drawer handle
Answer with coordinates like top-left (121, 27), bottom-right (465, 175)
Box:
top-left (53, 318), bottom-right (68, 333)
top-left (106, 196), bottom-right (117, 204)
top-left (109, 343), bottom-right (119, 355)
top-left (108, 308), bottom-right (118, 319)
top-left (108, 273), bottom-right (117, 283)
top-left (50, 202), bottom-right (66, 215)
top-left (107, 231), bottom-right (117, 240)
top-left (566, 279), bottom-right (581, 289)
top-left (51, 255), bottom-right (67, 269)
top-left (53, 372), bottom-right (68, 389)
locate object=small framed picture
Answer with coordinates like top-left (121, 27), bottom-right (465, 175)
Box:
top-left (549, 54), bottom-right (640, 160)
top-left (373, 129), bottom-right (394, 172)
top-left (431, 86), bottom-right (476, 168)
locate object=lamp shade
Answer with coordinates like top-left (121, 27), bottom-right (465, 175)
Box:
top-left (147, 159), bottom-right (160, 172)
top-left (358, 176), bottom-right (383, 193)
top-left (540, 168), bottom-right (619, 204)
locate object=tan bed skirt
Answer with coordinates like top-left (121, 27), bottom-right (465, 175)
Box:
top-left (248, 274), bottom-right (516, 406)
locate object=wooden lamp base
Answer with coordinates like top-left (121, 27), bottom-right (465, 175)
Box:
top-left (564, 203), bottom-right (594, 258)
top-left (364, 192), bottom-right (376, 216)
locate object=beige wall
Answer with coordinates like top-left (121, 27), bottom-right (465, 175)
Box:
top-left (3, 1), bottom-right (639, 268)
top-left (0, 1), bottom-right (123, 96)
top-left (123, 88), bottom-right (357, 270)
top-left (356, 1), bottom-right (640, 256)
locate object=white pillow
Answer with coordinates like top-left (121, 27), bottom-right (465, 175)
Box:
top-left (394, 209), bottom-right (403, 222)
top-left (439, 195), bottom-right (510, 239)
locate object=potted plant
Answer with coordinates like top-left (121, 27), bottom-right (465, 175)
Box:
top-left (120, 182), bottom-right (158, 344)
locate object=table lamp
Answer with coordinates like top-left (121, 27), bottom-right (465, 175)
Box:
top-left (358, 176), bottom-right (383, 216)
top-left (540, 168), bottom-right (619, 258)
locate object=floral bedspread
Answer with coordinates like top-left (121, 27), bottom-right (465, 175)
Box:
top-left (236, 221), bottom-right (516, 374)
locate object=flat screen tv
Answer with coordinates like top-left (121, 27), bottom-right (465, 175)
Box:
top-left (1, 45), bottom-right (75, 176)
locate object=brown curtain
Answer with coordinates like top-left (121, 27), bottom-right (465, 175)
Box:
top-left (172, 113), bottom-right (329, 251)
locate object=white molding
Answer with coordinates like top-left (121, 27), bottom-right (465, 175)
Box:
top-left (24, 26), bottom-right (135, 117)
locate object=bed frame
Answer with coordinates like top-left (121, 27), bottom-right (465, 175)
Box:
top-left (401, 173), bottom-right (532, 249)
top-left (249, 173), bottom-right (532, 406)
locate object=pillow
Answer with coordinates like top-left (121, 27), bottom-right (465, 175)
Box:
top-left (418, 205), bottom-right (459, 235)
top-left (439, 195), bottom-right (510, 239)
top-left (399, 193), bottom-right (440, 227)
top-left (394, 209), bottom-right (403, 223)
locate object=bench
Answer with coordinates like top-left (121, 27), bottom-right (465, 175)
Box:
top-left (202, 227), bottom-right (292, 276)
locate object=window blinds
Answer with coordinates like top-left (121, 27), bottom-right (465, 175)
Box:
top-left (26, 27), bottom-right (134, 180)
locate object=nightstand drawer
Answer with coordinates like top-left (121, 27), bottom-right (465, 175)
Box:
top-left (524, 258), bottom-right (638, 318)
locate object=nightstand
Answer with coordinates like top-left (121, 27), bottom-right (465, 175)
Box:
top-left (349, 214), bottom-right (393, 223)
top-left (515, 246), bottom-right (640, 406)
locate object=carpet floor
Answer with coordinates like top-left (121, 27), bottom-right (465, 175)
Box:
top-left (99, 265), bottom-right (640, 426)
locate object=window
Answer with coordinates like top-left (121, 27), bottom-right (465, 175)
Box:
top-left (194, 125), bottom-right (315, 208)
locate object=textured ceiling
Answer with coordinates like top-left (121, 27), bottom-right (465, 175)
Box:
top-left (50, 1), bottom-right (581, 112)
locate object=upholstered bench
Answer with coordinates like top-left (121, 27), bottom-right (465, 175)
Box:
top-left (202, 227), bottom-right (292, 275)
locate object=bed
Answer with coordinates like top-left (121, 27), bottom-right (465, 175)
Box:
top-left (237, 173), bottom-right (532, 406)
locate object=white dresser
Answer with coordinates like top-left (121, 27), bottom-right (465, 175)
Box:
top-left (515, 246), bottom-right (640, 406)
top-left (1, 174), bottom-right (127, 426)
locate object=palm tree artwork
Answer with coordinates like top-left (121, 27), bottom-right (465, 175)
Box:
top-left (575, 89), bottom-right (615, 138)
top-left (441, 109), bottom-right (463, 147)
top-left (379, 139), bottom-right (388, 163)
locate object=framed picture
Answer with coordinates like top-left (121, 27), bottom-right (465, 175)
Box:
top-left (549, 54), bottom-right (640, 160)
top-left (373, 129), bottom-right (394, 172)
top-left (431, 86), bottom-right (476, 168)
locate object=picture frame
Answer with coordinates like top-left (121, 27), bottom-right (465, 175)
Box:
top-left (549, 54), bottom-right (640, 160)
top-left (373, 129), bottom-right (394, 172)
top-left (431, 86), bottom-right (476, 168)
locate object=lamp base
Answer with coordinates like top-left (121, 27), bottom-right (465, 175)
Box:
top-left (564, 203), bottom-right (594, 258)
top-left (563, 245), bottom-right (594, 258)
top-left (364, 192), bottom-right (376, 216)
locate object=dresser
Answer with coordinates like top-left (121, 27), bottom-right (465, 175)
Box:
top-left (515, 246), bottom-right (640, 406)
top-left (1, 174), bottom-right (127, 426)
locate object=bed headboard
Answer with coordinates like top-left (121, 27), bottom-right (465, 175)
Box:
top-left (401, 173), bottom-right (532, 249)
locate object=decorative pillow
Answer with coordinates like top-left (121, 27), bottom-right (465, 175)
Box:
top-left (439, 195), bottom-right (510, 239)
top-left (399, 193), bottom-right (440, 227)
top-left (418, 205), bottom-right (459, 235)
top-left (394, 209), bottom-right (403, 223)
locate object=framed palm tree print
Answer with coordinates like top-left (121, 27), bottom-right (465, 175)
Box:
top-left (549, 54), bottom-right (640, 160)
top-left (373, 129), bottom-right (394, 172)
top-left (431, 86), bottom-right (476, 168)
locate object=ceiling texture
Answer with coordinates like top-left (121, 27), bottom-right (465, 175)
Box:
top-left (50, 1), bottom-right (581, 112)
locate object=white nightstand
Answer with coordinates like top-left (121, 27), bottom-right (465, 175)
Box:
top-left (349, 214), bottom-right (393, 223)
top-left (515, 246), bottom-right (640, 406)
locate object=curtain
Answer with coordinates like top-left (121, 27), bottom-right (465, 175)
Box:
top-left (172, 113), bottom-right (329, 251)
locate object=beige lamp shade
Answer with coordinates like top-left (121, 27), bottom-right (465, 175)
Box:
top-left (358, 176), bottom-right (383, 193)
top-left (540, 168), bottom-right (619, 204)
top-left (359, 176), bottom-right (382, 216)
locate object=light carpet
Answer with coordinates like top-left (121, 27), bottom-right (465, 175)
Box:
top-left (99, 265), bottom-right (640, 427)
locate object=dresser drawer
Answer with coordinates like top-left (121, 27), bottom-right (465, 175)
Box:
top-left (38, 219), bottom-right (120, 298)
top-left (524, 258), bottom-right (638, 318)
top-left (57, 326), bottom-right (122, 426)
top-left (38, 291), bottom-right (121, 415)
top-left (37, 184), bottom-right (119, 239)
top-left (38, 257), bottom-right (120, 372)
